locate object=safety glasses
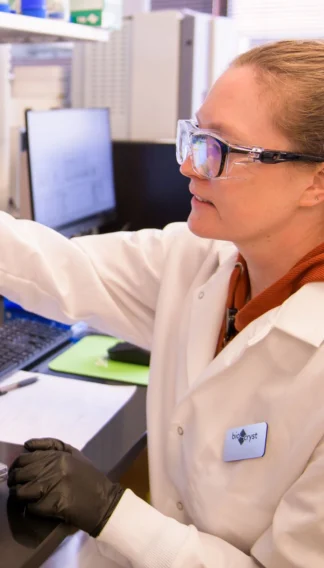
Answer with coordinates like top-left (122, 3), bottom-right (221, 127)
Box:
top-left (176, 119), bottom-right (324, 180)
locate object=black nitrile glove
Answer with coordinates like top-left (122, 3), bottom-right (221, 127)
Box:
top-left (7, 438), bottom-right (124, 537)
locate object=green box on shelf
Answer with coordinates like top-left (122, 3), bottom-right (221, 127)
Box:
top-left (70, 0), bottom-right (122, 28)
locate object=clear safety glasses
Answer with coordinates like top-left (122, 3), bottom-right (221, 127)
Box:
top-left (176, 119), bottom-right (324, 180)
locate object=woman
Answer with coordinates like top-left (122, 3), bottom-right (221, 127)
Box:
top-left (6, 40), bottom-right (324, 567)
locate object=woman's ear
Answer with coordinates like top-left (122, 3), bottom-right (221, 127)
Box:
top-left (299, 165), bottom-right (324, 207)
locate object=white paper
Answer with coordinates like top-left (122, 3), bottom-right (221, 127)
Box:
top-left (0, 371), bottom-right (136, 450)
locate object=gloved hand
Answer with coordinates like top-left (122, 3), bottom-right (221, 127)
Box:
top-left (7, 438), bottom-right (124, 537)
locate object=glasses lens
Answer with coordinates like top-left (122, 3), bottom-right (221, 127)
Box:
top-left (176, 121), bottom-right (190, 165)
top-left (191, 134), bottom-right (222, 179)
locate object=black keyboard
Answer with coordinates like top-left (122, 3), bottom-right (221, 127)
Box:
top-left (0, 318), bottom-right (72, 379)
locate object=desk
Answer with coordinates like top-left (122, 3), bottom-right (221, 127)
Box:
top-left (0, 339), bottom-right (147, 568)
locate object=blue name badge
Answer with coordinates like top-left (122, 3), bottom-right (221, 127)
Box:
top-left (223, 422), bottom-right (268, 462)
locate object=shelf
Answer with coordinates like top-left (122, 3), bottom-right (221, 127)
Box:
top-left (0, 12), bottom-right (109, 43)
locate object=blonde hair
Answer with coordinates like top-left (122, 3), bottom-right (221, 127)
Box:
top-left (232, 40), bottom-right (324, 156)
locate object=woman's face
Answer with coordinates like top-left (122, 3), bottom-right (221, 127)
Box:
top-left (181, 65), bottom-right (317, 245)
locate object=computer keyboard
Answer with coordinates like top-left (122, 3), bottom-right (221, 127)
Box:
top-left (0, 318), bottom-right (72, 380)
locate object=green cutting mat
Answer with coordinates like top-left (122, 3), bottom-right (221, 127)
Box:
top-left (49, 335), bottom-right (149, 386)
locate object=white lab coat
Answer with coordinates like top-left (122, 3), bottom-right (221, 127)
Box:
top-left (1, 212), bottom-right (324, 568)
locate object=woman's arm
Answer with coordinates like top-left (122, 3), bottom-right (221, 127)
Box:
top-left (7, 437), bottom-right (258, 568)
top-left (97, 437), bottom-right (324, 568)
top-left (98, 490), bottom-right (260, 568)
top-left (0, 213), bottom-right (185, 348)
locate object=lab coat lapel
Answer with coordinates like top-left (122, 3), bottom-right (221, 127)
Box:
top-left (191, 306), bottom-right (278, 392)
top-left (186, 244), bottom-right (237, 388)
top-left (273, 282), bottom-right (324, 347)
top-left (191, 281), bottom-right (324, 394)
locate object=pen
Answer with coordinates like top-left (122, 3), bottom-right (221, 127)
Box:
top-left (0, 376), bottom-right (38, 396)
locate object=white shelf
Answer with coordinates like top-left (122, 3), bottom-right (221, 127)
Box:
top-left (0, 12), bottom-right (109, 43)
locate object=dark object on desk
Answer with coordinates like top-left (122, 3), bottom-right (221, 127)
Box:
top-left (8, 438), bottom-right (124, 538)
top-left (108, 342), bottom-right (151, 366)
top-left (0, 319), bottom-right (71, 380)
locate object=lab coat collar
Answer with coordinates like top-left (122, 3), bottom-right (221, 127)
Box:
top-left (217, 241), bottom-right (238, 267)
top-left (273, 281), bottom-right (324, 347)
top-left (210, 282), bottom-right (324, 383)
top-left (216, 245), bottom-right (324, 348)
top-left (186, 250), bottom-right (324, 392)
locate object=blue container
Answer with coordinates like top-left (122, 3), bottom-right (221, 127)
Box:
top-left (21, 7), bottom-right (46, 16)
top-left (0, 3), bottom-right (10, 11)
top-left (21, 0), bottom-right (46, 7)
top-left (21, 0), bottom-right (46, 16)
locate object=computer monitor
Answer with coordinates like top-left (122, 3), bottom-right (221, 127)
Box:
top-left (112, 141), bottom-right (191, 230)
top-left (25, 108), bottom-right (117, 237)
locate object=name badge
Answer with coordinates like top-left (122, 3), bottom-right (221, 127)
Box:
top-left (223, 422), bottom-right (268, 462)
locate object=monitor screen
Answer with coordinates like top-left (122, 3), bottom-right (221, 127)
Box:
top-left (25, 108), bottom-right (116, 235)
top-left (112, 141), bottom-right (191, 231)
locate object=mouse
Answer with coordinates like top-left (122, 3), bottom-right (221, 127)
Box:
top-left (107, 342), bottom-right (150, 366)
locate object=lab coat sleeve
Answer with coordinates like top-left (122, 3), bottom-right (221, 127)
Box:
top-left (97, 490), bottom-right (258, 568)
top-left (0, 212), bottom-right (185, 348)
top-left (97, 437), bottom-right (324, 568)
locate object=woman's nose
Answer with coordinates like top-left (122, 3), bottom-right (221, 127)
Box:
top-left (180, 155), bottom-right (195, 178)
